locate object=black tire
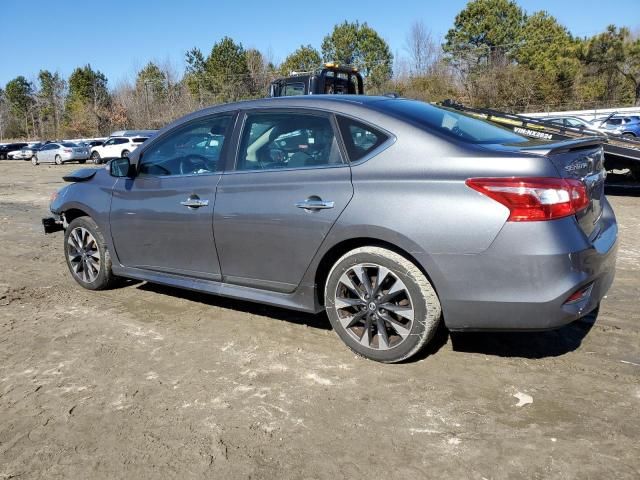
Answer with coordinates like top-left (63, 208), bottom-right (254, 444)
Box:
top-left (31, 156), bottom-right (39, 166)
top-left (79, 159), bottom-right (86, 164)
top-left (91, 151), bottom-right (101, 164)
top-left (121, 149), bottom-right (130, 158)
top-left (55, 155), bottom-right (62, 165)
top-left (324, 246), bottom-right (441, 363)
top-left (64, 216), bottom-right (117, 290)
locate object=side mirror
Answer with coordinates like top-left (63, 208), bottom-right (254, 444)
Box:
top-left (110, 157), bottom-right (133, 177)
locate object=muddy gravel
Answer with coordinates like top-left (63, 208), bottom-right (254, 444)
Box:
top-left (1, 160), bottom-right (639, 479)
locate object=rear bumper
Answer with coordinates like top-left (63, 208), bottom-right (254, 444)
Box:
top-left (62, 153), bottom-right (90, 161)
top-left (432, 200), bottom-right (618, 331)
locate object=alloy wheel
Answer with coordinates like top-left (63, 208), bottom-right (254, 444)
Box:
top-left (333, 263), bottom-right (415, 351)
top-left (67, 227), bottom-right (100, 283)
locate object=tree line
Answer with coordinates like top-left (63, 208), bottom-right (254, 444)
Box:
top-left (1, 0), bottom-right (639, 141)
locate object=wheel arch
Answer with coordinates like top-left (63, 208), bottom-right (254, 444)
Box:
top-left (64, 207), bottom-right (91, 224)
top-left (313, 236), bottom-right (441, 308)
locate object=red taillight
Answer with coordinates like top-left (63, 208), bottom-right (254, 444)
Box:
top-left (465, 177), bottom-right (589, 222)
top-left (564, 283), bottom-right (593, 304)
top-left (63, 148), bottom-right (72, 153)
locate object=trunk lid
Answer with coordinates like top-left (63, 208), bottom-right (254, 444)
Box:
top-left (487, 137), bottom-right (606, 238)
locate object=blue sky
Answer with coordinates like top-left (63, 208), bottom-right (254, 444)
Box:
top-left (1, 0), bottom-right (638, 87)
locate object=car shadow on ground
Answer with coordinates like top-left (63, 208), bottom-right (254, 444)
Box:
top-left (135, 282), bottom-right (331, 330)
top-left (448, 309), bottom-right (598, 359)
top-left (131, 282), bottom-right (598, 361)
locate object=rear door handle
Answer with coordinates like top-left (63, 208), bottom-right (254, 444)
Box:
top-left (295, 199), bottom-right (335, 210)
top-left (180, 196), bottom-right (209, 208)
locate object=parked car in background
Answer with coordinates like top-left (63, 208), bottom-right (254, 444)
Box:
top-left (0, 142), bottom-right (28, 159)
top-left (44, 96), bottom-right (617, 363)
top-left (33, 142), bottom-right (90, 165)
top-left (7, 147), bottom-right (24, 159)
top-left (543, 116), bottom-right (599, 131)
top-left (19, 142), bottom-right (44, 160)
top-left (90, 136), bottom-right (149, 163)
top-left (596, 116), bottom-right (640, 138)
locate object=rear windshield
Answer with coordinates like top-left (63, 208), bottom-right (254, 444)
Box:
top-left (132, 137), bottom-right (148, 143)
top-left (381, 100), bottom-right (529, 144)
top-left (62, 142), bottom-right (78, 147)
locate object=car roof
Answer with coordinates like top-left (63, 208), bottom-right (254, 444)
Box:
top-left (155, 95), bottom-right (405, 134)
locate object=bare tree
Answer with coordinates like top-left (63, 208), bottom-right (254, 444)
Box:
top-left (404, 21), bottom-right (438, 77)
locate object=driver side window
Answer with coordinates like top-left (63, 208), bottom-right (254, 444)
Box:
top-left (138, 115), bottom-right (232, 177)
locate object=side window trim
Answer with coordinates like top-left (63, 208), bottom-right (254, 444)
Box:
top-left (230, 108), bottom-right (347, 174)
top-left (136, 112), bottom-right (237, 178)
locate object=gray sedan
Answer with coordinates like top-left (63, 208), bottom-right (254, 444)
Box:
top-left (45, 96), bottom-right (617, 363)
top-left (33, 142), bottom-right (90, 165)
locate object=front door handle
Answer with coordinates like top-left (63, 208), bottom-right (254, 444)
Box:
top-left (180, 196), bottom-right (209, 208)
top-left (295, 199), bottom-right (335, 210)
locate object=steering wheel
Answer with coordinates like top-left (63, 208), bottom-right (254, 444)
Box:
top-left (268, 148), bottom-right (288, 167)
top-left (179, 155), bottom-right (209, 175)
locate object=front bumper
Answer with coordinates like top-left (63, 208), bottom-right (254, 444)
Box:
top-left (432, 200), bottom-right (618, 331)
top-left (42, 216), bottom-right (64, 234)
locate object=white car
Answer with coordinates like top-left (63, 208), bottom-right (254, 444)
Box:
top-left (7, 148), bottom-right (24, 160)
top-left (90, 136), bottom-right (149, 164)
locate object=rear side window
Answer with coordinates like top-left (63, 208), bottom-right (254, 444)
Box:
top-left (336, 116), bottom-right (389, 162)
top-left (236, 112), bottom-right (343, 171)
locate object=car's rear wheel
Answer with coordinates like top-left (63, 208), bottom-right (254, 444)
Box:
top-left (55, 155), bottom-right (62, 165)
top-left (64, 216), bottom-right (116, 290)
top-left (121, 149), bottom-right (130, 158)
top-left (324, 246), bottom-right (441, 363)
top-left (79, 159), bottom-right (86, 164)
top-left (91, 151), bottom-right (101, 164)
top-left (31, 156), bottom-right (38, 166)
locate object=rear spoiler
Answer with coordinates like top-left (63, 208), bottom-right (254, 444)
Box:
top-left (519, 137), bottom-right (604, 156)
top-left (63, 168), bottom-right (97, 182)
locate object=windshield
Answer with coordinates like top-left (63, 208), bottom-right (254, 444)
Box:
top-left (381, 100), bottom-right (529, 144)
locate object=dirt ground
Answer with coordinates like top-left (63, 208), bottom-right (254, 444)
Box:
top-left (0, 160), bottom-right (638, 480)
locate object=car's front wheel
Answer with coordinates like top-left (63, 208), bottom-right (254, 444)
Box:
top-left (91, 151), bottom-right (101, 164)
top-left (55, 155), bottom-right (62, 165)
top-left (324, 246), bottom-right (441, 363)
top-left (31, 156), bottom-right (38, 166)
top-left (64, 216), bottom-right (116, 290)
